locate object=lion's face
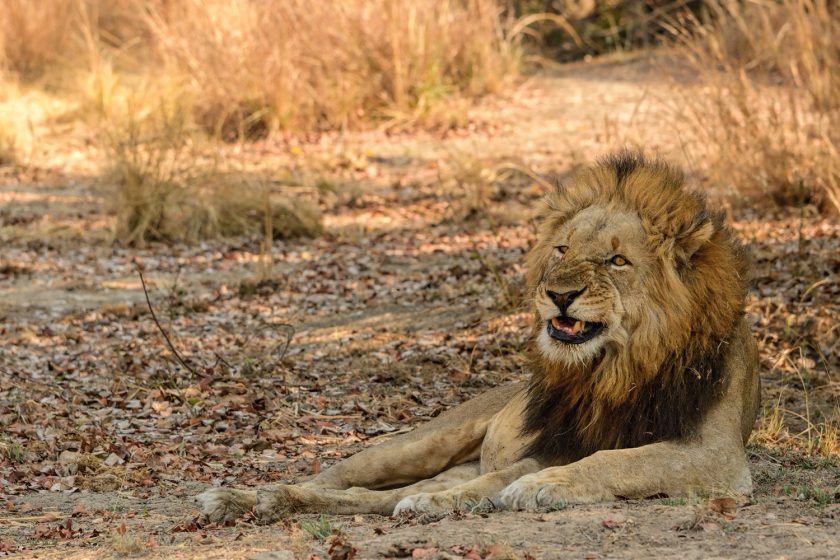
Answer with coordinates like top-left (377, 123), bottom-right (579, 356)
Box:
top-left (533, 204), bottom-right (651, 365)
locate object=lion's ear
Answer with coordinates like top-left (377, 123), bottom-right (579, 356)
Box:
top-left (674, 218), bottom-right (714, 266)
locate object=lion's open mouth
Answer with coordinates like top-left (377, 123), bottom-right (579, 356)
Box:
top-left (547, 316), bottom-right (605, 344)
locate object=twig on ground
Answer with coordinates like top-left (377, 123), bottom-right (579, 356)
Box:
top-left (269, 323), bottom-right (296, 364)
top-left (135, 263), bottom-right (297, 380)
top-left (136, 264), bottom-right (197, 377)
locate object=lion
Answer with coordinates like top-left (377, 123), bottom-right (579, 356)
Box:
top-left (198, 151), bottom-right (760, 523)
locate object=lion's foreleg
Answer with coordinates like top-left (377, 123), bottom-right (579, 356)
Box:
top-left (502, 349), bottom-right (757, 511)
top-left (308, 384), bottom-right (523, 490)
top-left (500, 441), bottom-right (751, 510)
top-left (198, 384), bottom-right (523, 522)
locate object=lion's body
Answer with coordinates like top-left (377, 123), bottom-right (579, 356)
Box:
top-left (198, 153), bottom-right (761, 522)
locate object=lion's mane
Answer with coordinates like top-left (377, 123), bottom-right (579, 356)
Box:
top-left (522, 151), bottom-right (751, 464)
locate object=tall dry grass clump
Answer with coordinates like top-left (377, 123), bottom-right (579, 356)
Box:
top-left (148, 0), bottom-right (517, 136)
top-left (2, 1), bottom-right (517, 134)
top-left (0, 0), bottom-right (155, 80)
top-left (101, 91), bottom-right (322, 246)
top-left (673, 0), bottom-right (840, 212)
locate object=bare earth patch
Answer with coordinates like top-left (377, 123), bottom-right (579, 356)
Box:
top-left (1, 55), bottom-right (837, 559)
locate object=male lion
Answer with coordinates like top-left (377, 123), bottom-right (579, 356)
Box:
top-left (199, 151), bottom-right (760, 523)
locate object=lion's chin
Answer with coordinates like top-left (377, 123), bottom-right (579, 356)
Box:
top-left (537, 328), bottom-right (605, 366)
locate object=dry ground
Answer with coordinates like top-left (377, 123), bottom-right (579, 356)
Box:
top-left (1, 55), bottom-right (838, 559)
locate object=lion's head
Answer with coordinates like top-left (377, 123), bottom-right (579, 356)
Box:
top-left (522, 152), bottom-right (750, 462)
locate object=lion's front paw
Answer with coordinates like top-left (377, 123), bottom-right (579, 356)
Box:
top-left (393, 492), bottom-right (436, 515)
top-left (393, 491), bottom-right (490, 516)
top-left (501, 471), bottom-right (612, 511)
top-left (499, 475), bottom-right (548, 511)
top-left (393, 492), bottom-right (457, 515)
top-left (196, 488), bottom-right (257, 523)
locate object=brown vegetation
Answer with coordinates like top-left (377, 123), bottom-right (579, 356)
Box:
top-left (672, 0), bottom-right (840, 212)
top-left (1, 0), bottom-right (517, 134)
top-left (1, 0), bottom-right (520, 243)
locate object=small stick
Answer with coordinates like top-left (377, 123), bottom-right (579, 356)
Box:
top-left (0, 513), bottom-right (62, 522)
top-left (270, 323), bottom-right (295, 364)
top-left (136, 264), bottom-right (197, 376)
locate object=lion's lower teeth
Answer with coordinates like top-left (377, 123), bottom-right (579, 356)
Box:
top-left (551, 318), bottom-right (585, 335)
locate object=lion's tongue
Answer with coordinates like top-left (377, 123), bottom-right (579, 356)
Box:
top-left (551, 317), bottom-right (584, 335)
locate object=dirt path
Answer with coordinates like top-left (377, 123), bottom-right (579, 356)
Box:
top-left (1, 54), bottom-right (838, 559)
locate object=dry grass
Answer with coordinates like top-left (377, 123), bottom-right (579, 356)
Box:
top-left (0, 127), bottom-right (16, 167)
top-left (110, 523), bottom-right (143, 557)
top-left (0, 0), bottom-right (519, 243)
top-left (1, 0), bottom-right (518, 135)
top-left (0, 1), bottom-right (155, 81)
top-left (0, 0), bottom-right (78, 79)
top-left (510, 0), bottom-right (700, 61)
top-left (149, 0), bottom-right (519, 136)
top-left (672, 0), bottom-right (840, 213)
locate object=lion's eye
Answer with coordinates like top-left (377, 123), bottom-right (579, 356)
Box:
top-left (609, 254), bottom-right (630, 267)
top-left (555, 245), bottom-right (568, 256)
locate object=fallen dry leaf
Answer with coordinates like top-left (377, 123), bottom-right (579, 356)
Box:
top-left (602, 518), bottom-right (625, 529)
top-left (709, 497), bottom-right (738, 520)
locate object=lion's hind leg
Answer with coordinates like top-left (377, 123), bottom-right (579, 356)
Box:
top-left (199, 463), bottom-right (481, 523)
top-left (197, 487), bottom-right (257, 523)
top-left (255, 462), bottom-right (481, 523)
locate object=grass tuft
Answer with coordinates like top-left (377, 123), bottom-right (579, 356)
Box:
top-left (111, 523), bottom-right (143, 557)
top-left (299, 515), bottom-right (338, 542)
top-left (98, 88), bottom-right (321, 245)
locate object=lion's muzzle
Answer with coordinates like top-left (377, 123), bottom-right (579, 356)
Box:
top-left (544, 287), bottom-right (606, 344)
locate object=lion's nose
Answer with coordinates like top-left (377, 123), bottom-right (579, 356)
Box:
top-left (546, 288), bottom-right (585, 314)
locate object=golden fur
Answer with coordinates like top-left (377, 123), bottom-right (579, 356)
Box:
top-left (197, 152), bottom-right (760, 522)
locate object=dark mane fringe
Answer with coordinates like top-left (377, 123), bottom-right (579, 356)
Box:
top-left (601, 150), bottom-right (647, 186)
top-left (521, 330), bottom-right (733, 464)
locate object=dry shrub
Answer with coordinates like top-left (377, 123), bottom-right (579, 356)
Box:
top-left (672, 0), bottom-right (840, 212)
top-left (103, 94), bottom-right (321, 245)
top-left (145, 0), bottom-right (518, 136)
top-left (108, 154), bottom-right (323, 246)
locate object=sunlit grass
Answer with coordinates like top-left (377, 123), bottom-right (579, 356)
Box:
top-left (671, 0), bottom-right (840, 213)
